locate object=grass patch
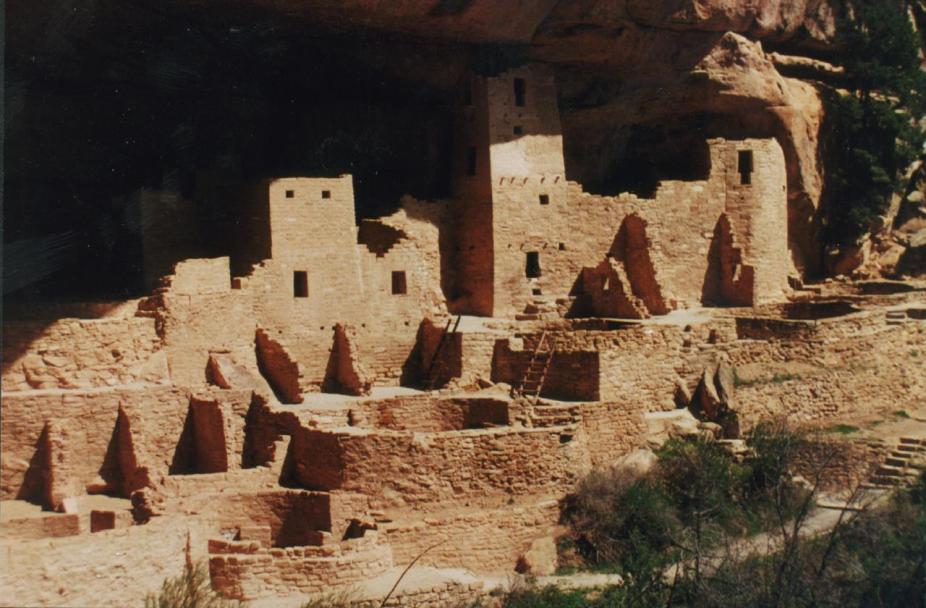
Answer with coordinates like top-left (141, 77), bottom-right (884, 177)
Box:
top-left (733, 371), bottom-right (802, 388)
top-left (893, 410), bottom-right (911, 419)
top-left (829, 423), bottom-right (861, 435)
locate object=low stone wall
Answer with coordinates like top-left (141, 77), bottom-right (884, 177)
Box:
top-left (791, 437), bottom-right (881, 493)
top-left (382, 499), bottom-right (560, 574)
top-left (578, 401), bottom-right (648, 467)
top-left (0, 512), bottom-right (80, 541)
top-left (209, 533), bottom-right (393, 600)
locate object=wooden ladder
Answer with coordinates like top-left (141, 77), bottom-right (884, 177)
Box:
top-left (426, 315), bottom-right (461, 389)
top-left (519, 331), bottom-right (556, 404)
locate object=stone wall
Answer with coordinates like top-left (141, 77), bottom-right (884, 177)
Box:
top-left (0, 513), bottom-right (80, 541)
top-left (209, 533), bottom-right (393, 600)
top-left (1, 385), bottom-right (251, 505)
top-left (351, 395), bottom-right (510, 432)
top-left (2, 316), bottom-right (167, 391)
top-left (578, 401), bottom-right (649, 468)
top-left (288, 426), bottom-right (581, 509)
top-left (383, 499), bottom-right (560, 574)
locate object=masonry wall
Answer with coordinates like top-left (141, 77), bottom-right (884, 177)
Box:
top-left (351, 395), bottom-right (509, 432)
top-left (0, 385), bottom-right (252, 504)
top-left (383, 499), bottom-right (560, 574)
top-left (719, 138), bottom-right (791, 304)
top-left (209, 533), bottom-right (393, 600)
top-left (451, 73), bottom-right (495, 315)
top-left (2, 317), bottom-right (167, 391)
top-left (288, 426), bottom-right (581, 509)
top-left (577, 401), bottom-right (649, 468)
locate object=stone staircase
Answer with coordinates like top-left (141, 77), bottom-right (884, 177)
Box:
top-left (864, 436), bottom-right (926, 488)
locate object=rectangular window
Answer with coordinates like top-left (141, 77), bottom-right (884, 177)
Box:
top-left (391, 271), bottom-right (407, 295)
top-left (322, 190), bottom-right (331, 199)
top-left (285, 190), bottom-right (295, 198)
top-left (293, 271), bottom-right (308, 298)
top-left (514, 78), bottom-right (526, 107)
top-left (466, 146), bottom-right (477, 176)
top-left (513, 125), bottom-right (523, 136)
top-left (539, 194), bottom-right (550, 205)
top-left (738, 150), bottom-right (753, 185)
top-left (525, 252), bottom-right (541, 278)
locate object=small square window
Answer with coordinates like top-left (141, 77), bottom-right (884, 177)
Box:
top-left (293, 271), bottom-right (308, 298)
top-left (322, 190), bottom-right (331, 199)
top-left (513, 125), bottom-right (523, 136)
top-left (391, 271), bottom-right (407, 295)
top-left (285, 190), bottom-right (294, 198)
top-left (539, 194), bottom-right (550, 205)
top-left (558, 243), bottom-right (566, 251)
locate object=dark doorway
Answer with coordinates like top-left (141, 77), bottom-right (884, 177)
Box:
top-left (526, 252), bottom-right (541, 278)
top-left (738, 150), bottom-right (753, 185)
top-left (293, 271), bottom-right (309, 298)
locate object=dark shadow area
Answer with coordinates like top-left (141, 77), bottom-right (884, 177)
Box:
top-left (16, 424), bottom-right (51, 509)
top-left (780, 301), bottom-right (860, 320)
top-left (97, 407), bottom-right (141, 496)
top-left (570, 123), bottom-right (712, 198)
top-left (5, 0), bottom-right (463, 301)
top-left (169, 406), bottom-right (198, 475)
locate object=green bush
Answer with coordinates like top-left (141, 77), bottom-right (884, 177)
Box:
top-left (563, 470), bottom-right (680, 570)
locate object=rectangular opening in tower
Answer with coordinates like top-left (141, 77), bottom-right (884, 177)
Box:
top-left (466, 147), bottom-right (477, 176)
top-left (514, 78), bottom-right (526, 107)
top-left (539, 194), bottom-right (550, 205)
top-left (293, 271), bottom-right (308, 298)
top-left (391, 271), bottom-right (407, 295)
top-left (322, 190), bottom-right (331, 199)
top-left (738, 150), bottom-right (753, 185)
top-left (526, 252), bottom-right (541, 278)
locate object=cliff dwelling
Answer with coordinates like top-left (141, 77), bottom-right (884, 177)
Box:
top-left (4, 1), bottom-right (926, 607)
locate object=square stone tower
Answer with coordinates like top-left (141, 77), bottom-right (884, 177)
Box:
top-left (451, 63), bottom-right (567, 316)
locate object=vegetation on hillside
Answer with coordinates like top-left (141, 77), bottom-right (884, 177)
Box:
top-left (822, 0), bottom-right (926, 247)
top-left (494, 420), bottom-right (926, 608)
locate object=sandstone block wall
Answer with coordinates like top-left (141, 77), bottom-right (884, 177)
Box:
top-left (1, 385), bottom-right (252, 504)
top-left (209, 533), bottom-right (393, 601)
top-left (2, 317), bottom-right (167, 391)
top-left (288, 426), bottom-right (581, 509)
top-left (383, 500), bottom-right (560, 573)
